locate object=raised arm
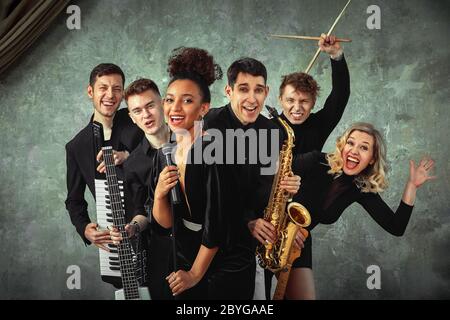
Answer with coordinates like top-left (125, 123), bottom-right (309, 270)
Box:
top-left (358, 157), bottom-right (436, 236)
top-left (402, 158), bottom-right (436, 206)
top-left (315, 34), bottom-right (350, 148)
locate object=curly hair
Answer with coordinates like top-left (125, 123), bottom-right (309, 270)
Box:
top-left (279, 72), bottom-right (320, 101)
top-left (167, 47), bottom-right (222, 102)
top-left (326, 122), bottom-right (388, 193)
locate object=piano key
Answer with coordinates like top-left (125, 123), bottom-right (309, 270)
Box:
top-left (96, 179), bottom-right (146, 282)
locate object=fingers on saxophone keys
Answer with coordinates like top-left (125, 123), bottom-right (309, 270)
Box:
top-left (258, 233), bottom-right (270, 246)
top-left (264, 232), bottom-right (275, 244)
top-left (257, 235), bottom-right (266, 245)
top-left (263, 221), bottom-right (276, 232)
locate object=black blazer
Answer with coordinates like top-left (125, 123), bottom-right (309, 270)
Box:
top-left (65, 108), bottom-right (143, 244)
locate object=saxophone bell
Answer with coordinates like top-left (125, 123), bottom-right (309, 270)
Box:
top-left (287, 202), bottom-right (311, 228)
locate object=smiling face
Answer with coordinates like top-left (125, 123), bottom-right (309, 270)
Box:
top-left (164, 79), bottom-right (209, 136)
top-left (127, 89), bottom-right (164, 135)
top-left (225, 72), bottom-right (269, 125)
top-left (342, 130), bottom-right (375, 176)
top-left (279, 85), bottom-right (315, 124)
top-left (87, 74), bottom-right (123, 118)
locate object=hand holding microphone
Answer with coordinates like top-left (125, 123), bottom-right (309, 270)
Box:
top-left (155, 143), bottom-right (181, 204)
top-left (159, 144), bottom-right (181, 288)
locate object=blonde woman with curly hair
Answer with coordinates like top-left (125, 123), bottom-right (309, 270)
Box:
top-left (283, 122), bottom-right (436, 300)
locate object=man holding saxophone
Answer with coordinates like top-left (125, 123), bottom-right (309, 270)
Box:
top-left (204, 56), bottom-right (304, 299)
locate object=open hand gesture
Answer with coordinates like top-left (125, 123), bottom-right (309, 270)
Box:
top-left (409, 157), bottom-right (436, 188)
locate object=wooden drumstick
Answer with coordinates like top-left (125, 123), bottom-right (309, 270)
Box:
top-left (270, 34), bottom-right (352, 42)
top-left (305, 0), bottom-right (352, 74)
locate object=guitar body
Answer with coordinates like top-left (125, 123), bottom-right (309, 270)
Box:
top-left (115, 287), bottom-right (151, 300)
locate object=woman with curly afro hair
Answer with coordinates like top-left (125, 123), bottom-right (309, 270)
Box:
top-left (149, 47), bottom-right (240, 299)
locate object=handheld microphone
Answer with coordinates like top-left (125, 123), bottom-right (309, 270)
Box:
top-left (161, 143), bottom-right (181, 205)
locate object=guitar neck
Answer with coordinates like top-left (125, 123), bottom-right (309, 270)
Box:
top-left (102, 146), bottom-right (140, 299)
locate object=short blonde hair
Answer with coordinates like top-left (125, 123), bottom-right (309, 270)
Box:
top-left (326, 122), bottom-right (388, 193)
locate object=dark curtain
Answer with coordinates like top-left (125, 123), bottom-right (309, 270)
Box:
top-left (0, 0), bottom-right (70, 75)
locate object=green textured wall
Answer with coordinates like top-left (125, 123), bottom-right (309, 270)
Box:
top-left (0, 0), bottom-right (448, 299)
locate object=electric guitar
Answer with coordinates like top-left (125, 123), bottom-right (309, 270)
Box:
top-left (93, 121), bottom-right (150, 300)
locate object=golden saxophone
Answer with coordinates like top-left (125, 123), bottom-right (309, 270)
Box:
top-left (256, 106), bottom-right (311, 273)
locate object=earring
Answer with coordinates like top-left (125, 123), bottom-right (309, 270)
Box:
top-left (198, 114), bottom-right (204, 133)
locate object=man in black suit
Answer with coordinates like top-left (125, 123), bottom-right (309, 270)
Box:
top-left (203, 57), bottom-right (302, 299)
top-left (65, 63), bottom-right (142, 250)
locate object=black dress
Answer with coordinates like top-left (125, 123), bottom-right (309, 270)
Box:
top-left (148, 137), bottom-right (230, 299)
top-left (292, 151), bottom-right (414, 269)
